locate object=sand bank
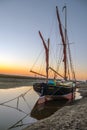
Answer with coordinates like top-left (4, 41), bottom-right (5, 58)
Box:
top-left (24, 82), bottom-right (87, 130)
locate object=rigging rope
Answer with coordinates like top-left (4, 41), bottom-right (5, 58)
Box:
top-left (30, 49), bottom-right (43, 71)
top-left (56, 44), bottom-right (63, 73)
top-left (0, 88), bottom-right (32, 115)
top-left (67, 35), bottom-right (76, 80)
top-left (0, 88), bottom-right (33, 129)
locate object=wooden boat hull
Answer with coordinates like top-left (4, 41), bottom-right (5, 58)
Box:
top-left (33, 82), bottom-right (76, 102)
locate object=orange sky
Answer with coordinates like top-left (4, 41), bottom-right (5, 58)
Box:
top-left (0, 64), bottom-right (87, 81)
top-left (0, 65), bottom-right (29, 76)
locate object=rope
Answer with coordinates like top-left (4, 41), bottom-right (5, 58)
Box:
top-left (0, 88), bottom-right (32, 105)
top-left (67, 35), bottom-right (76, 80)
top-left (0, 88), bottom-right (33, 129)
top-left (8, 113), bottom-right (32, 129)
top-left (30, 49), bottom-right (43, 71)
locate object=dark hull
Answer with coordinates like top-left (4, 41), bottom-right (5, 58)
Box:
top-left (33, 82), bottom-right (76, 101)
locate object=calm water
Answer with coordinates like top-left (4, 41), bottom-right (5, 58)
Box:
top-left (0, 86), bottom-right (39, 130)
top-left (0, 85), bottom-right (82, 130)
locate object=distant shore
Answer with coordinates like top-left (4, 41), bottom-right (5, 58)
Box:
top-left (24, 82), bottom-right (87, 130)
top-left (0, 74), bottom-right (46, 88)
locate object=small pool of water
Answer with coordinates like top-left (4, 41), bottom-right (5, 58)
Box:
top-left (75, 88), bottom-right (82, 100)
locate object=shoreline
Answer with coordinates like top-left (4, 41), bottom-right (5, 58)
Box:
top-left (23, 82), bottom-right (87, 130)
top-left (24, 98), bottom-right (87, 130)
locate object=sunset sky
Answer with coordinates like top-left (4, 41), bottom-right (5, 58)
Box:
top-left (0, 0), bottom-right (87, 80)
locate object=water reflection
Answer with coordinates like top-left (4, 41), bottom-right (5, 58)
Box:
top-left (0, 86), bottom-right (82, 130)
top-left (31, 99), bottom-right (68, 120)
top-left (0, 86), bottom-right (38, 130)
top-left (31, 88), bottom-right (82, 120)
top-left (75, 88), bottom-right (82, 100)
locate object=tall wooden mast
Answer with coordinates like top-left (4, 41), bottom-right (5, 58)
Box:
top-left (56, 6), bottom-right (67, 80)
top-left (47, 38), bottom-right (49, 82)
top-left (63, 5), bottom-right (67, 80)
top-left (39, 31), bottom-right (49, 83)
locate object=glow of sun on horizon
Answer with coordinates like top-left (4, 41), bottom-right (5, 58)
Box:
top-left (0, 62), bottom-right (87, 80)
top-left (0, 64), bottom-right (29, 76)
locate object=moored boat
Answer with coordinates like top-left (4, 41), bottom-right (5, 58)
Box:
top-left (30, 5), bottom-right (76, 103)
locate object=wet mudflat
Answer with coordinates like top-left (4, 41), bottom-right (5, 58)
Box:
top-left (24, 82), bottom-right (87, 130)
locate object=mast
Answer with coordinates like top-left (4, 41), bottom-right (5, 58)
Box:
top-left (47, 38), bottom-right (49, 82)
top-left (56, 6), bottom-right (67, 80)
top-left (63, 5), bottom-right (67, 80)
top-left (39, 31), bottom-right (49, 83)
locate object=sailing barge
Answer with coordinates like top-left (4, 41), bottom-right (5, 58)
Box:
top-left (30, 6), bottom-right (76, 103)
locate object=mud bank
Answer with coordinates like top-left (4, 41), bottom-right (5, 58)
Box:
top-left (24, 82), bottom-right (87, 130)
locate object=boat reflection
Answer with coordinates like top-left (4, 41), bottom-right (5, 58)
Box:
top-left (31, 99), bottom-right (68, 120)
top-left (31, 88), bottom-right (82, 120)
